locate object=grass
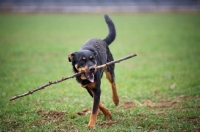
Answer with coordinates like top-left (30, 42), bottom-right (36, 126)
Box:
top-left (0, 13), bottom-right (200, 131)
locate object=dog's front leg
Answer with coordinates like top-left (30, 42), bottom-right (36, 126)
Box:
top-left (87, 83), bottom-right (101, 128)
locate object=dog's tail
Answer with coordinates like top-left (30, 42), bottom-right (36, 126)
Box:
top-left (103, 14), bottom-right (116, 45)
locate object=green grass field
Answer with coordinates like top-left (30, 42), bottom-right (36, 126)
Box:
top-left (0, 13), bottom-right (200, 131)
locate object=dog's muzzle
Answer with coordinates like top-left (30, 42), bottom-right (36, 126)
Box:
top-left (89, 66), bottom-right (95, 73)
top-left (84, 66), bottom-right (96, 82)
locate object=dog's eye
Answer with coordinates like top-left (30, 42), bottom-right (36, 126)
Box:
top-left (89, 56), bottom-right (94, 60)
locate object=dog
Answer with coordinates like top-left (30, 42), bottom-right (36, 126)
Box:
top-left (68, 14), bottom-right (119, 128)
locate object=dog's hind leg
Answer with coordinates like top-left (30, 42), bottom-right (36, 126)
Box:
top-left (105, 66), bottom-right (119, 106)
top-left (99, 102), bottom-right (112, 120)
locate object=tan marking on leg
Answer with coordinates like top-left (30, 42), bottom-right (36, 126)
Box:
top-left (99, 102), bottom-right (112, 120)
top-left (97, 108), bottom-right (102, 115)
top-left (87, 113), bottom-right (98, 128)
top-left (87, 96), bottom-right (98, 128)
top-left (111, 82), bottom-right (119, 106)
top-left (105, 69), bottom-right (119, 106)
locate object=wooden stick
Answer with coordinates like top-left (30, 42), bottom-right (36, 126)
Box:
top-left (9, 53), bottom-right (137, 101)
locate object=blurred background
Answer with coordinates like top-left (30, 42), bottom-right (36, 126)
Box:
top-left (0, 0), bottom-right (200, 13)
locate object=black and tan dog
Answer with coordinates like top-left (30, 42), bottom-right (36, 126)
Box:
top-left (68, 14), bottom-right (119, 128)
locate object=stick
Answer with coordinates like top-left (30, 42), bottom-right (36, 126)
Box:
top-left (9, 53), bottom-right (137, 101)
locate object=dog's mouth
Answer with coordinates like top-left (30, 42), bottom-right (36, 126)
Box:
top-left (84, 72), bottom-right (94, 82)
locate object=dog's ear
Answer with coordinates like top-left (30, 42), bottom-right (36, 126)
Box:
top-left (68, 52), bottom-right (76, 62)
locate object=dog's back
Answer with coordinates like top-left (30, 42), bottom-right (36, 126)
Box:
top-left (81, 14), bottom-right (116, 66)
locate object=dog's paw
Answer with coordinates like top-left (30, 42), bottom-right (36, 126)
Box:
top-left (105, 115), bottom-right (112, 120)
top-left (87, 123), bottom-right (96, 128)
top-left (105, 111), bottom-right (112, 120)
top-left (113, 97), bottom-right (119, 106)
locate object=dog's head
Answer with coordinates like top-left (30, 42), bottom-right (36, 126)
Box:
top-left (68, 50), bottom-right (98, 82)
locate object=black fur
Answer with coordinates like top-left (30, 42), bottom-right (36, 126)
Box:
top-left (103, 14), bottom-right (116, 45)
top-left (68, 14), bottom-right (117, 127)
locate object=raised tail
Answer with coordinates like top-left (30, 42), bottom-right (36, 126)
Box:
top-left (103, 14), bottom-right (116, 45)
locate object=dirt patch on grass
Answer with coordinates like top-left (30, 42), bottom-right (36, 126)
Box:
top-left (37, 109), bottom-right (65, 119)
top-left (34, 110), bottom-right (65, 125)
top-left (33, 109), bottom-right (78, 131)
top-left (71, 108), bottom-right (91, 119)
top-left (2, 118), bottom-right (19, 129)
top-left (178, 117), bottom-right (200, 125)
top-left (120, 95), bottom-right (199, 110)
top-left (120, 102), bottom-right (138, 109)
top-left (119, 99), bottom-right (178, 110)
top-left (142, 99), bottom-right (178, 108)
top-left (99, 120), bottom-right (122, 127)
top-left (195, 127), bottom-right (200, 132)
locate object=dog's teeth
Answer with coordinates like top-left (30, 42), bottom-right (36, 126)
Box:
top-left (85, 73), bottom-right (94, 82)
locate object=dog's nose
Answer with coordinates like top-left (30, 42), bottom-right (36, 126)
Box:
top-left (89, 66), bottom-right (95, 72)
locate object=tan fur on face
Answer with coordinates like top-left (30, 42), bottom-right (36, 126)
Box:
top-left (75, 64), bottom-right (89, 72)
top-left (68, 54), bottom-right (73, 61)
top-left (75, 64), bottom-right (89, 79)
